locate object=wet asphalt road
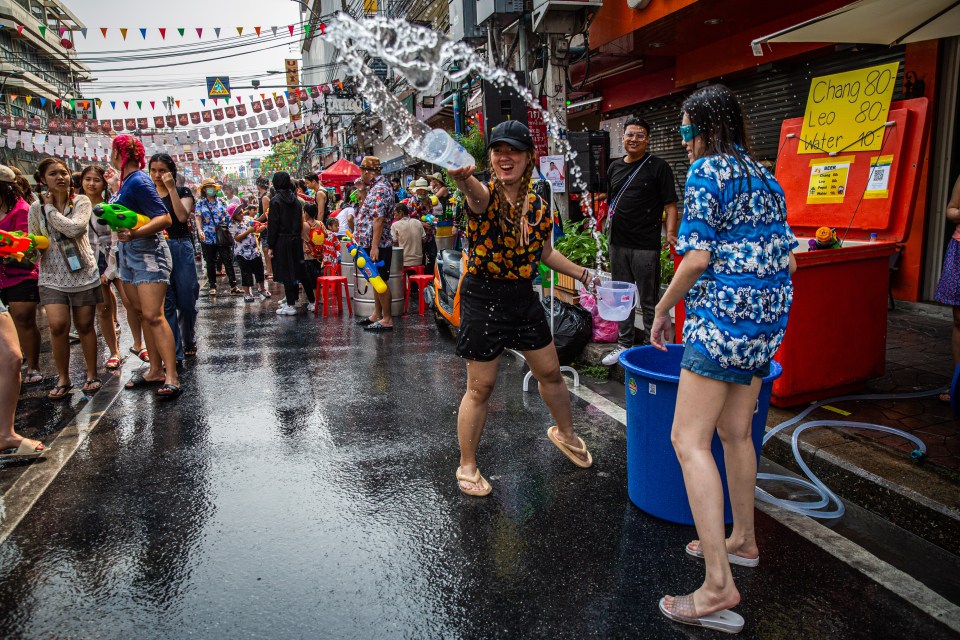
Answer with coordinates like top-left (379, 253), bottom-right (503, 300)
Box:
top-left (1, 279), bottom-right (957, 639)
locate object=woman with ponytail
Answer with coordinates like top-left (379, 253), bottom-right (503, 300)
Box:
top-left (27, 157), bottom-right (101, 398)
top-left (445, 121), bottom-right (596, 497)
top-left (109, 134), bottom-right (181, 400)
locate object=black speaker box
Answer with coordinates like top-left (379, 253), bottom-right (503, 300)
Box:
top-left (568, 130), bottom-right (610, 194)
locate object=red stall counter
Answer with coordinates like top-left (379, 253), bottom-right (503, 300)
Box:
top-left (673, 98), bottom-right (929, 407)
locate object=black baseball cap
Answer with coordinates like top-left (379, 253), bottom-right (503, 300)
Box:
top-left (487, 120), bottom-right (534, 152)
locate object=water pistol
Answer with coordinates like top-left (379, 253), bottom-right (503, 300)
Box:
top-left (0, 230), bottom-right (49, 261)
top-left (252, 221), bottom-right (267, 233)
top-left (421, 214), bottom-right (436, 224)
top-left (343, 229), bottom-right (388, 294)
top-left (808, 226), bottom-right (840, 251)
top-left (93, 204), bottom-right (150, 232)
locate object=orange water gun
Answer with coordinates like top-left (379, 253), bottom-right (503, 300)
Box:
top-left (0, 230), bottom-right (49, 261)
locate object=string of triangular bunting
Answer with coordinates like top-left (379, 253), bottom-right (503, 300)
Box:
top-left (4, 22), bottom-right (325, 41)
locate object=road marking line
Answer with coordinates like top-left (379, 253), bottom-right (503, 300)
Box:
top-left (0, 374), bottom-right (124, 547)
top-left (565, 380), bottom-right (960, 633)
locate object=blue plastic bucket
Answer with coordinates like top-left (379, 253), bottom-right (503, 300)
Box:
top-left (619, 344), bottom-right (782, 525)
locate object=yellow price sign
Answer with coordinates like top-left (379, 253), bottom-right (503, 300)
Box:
top-left (799, 62), bottom-right (899, 155)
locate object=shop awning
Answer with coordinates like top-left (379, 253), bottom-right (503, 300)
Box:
top-left (752, 0), bottom-right (960, 50)
top-left (320, 158), bottom-right (361, 186)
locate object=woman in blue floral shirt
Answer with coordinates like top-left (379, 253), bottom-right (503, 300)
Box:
top-left (194, 177), bottom-right (239, 296)
top-left (650, 85), bottom-right (797, 634)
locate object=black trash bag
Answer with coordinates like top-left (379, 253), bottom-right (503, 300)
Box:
top-left (541, 296), bottom-right (593, 365)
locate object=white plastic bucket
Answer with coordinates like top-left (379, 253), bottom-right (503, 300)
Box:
top-left (596, 280), bottom-right (638, 321)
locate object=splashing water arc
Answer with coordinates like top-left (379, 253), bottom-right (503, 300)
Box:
top-left (326, 14), bottom-right (607, 271)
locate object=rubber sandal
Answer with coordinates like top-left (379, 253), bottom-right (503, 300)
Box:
top-left (156, 383), bottom-right (182, 400)
top-left (105, 356), bottom-right (123, 370)
top-left (0, 438), bottom-right (47, 459)
top-left (356, 318), bottom-right (376, 326)
top-left (456, 468), bottom-right (492, 497)
top-left (184, 344), bottom-right (198, 357)
top-left (658, 595), bottom-right (744, 634)
top-left (685, 541), bottom-right (760, 568)
top-left (547, 426), bottom-right (593, 468)
top-left (21, 371), bottom-right (43, 385)
top-left (48, 383), bottom-right (73, 400)
top-left (129, 347), bottom-right (150, 362)
top-left (364, 321), bottom-right (393, 332)
top-left (82, 379), bottom-right (102, 393)
top-left (125, 372), bottom-right (163, 389)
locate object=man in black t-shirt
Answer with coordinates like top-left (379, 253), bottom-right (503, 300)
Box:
top-left (601, 117), bottom-right (679, 366)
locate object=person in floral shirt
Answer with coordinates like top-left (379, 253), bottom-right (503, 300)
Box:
top-left (650, 85), bottom-right (797, 635)
top-left (228, 204), bottom-right (269, 302)
top-left (354, 156), bottom-right (397, 332)
top-left (194, 177), bottom-right (239, 295)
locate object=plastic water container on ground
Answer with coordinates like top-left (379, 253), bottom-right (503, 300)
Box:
top-left (349, 246), bottom-right (405, 317)
top-left (596, 280), bottom-right (637, 321)
top-left (619, 344), bottom-right (782, 525)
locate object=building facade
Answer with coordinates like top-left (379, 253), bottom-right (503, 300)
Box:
top-left (0, 0), bottom-right (91, 173)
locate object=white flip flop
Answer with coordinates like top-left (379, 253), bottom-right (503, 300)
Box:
top-left (659, 596), bottom-right (745, 634)
top-left (0, 439), bottom-right (47, 459)
top-left (686, 541), bottom-right (760, 567)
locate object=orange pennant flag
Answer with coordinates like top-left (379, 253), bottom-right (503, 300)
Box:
top-left (100, 27), bottom-right (108, 37)
top-left (255, 26), bottom-right (261, 37)
top-left (120, 28), bottom-right (128, 40)
top-left (175, 100), bottom-right (180, 108)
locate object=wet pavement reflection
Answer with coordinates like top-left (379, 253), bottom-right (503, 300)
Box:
top-left (0, 289), bottom-right (955, 638)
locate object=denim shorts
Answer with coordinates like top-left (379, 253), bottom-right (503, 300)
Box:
top-left (119, 237), bottom-right (172, 285)
top-left (680, 344), bottom-right (770, 386)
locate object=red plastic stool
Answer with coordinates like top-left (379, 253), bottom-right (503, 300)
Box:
top-left (322, 263), bottom-right (342, 277)
top-left (402, 265), bottom-right (424, 299)
top-left (406, 274), bottom-right (435, 315)
top-left (314, 276), bottom-right (351, 317)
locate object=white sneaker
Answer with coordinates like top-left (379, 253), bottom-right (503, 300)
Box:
top-left (601, 346), bottom-right (627, 366)
top-left (275, 303), bottom-right (288, 315)
top-left (278, 304), bottom-right (297, 316)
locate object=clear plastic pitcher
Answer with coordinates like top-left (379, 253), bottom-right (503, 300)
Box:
top-left (596, 280), bottom-right (638, 321)
top-left (417, 129), bottom-right (475, 170)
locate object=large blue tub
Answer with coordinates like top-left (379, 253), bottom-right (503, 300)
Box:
top-left (619, 344), bottom-right (782, 525)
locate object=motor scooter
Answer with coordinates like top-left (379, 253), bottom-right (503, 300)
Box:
top-left (423, 248), bottom-right (466, 335)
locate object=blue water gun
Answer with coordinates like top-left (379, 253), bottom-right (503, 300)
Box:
top-left (421, 213), bottom-right (436, 224)
top-left (343, 229), bottom-right (388, 294)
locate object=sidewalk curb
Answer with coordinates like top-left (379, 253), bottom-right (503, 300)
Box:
top-left (762, 429), bottom-right (960, 556)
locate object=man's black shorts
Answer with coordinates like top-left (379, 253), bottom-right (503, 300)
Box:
top-left (362, 246), bottom-right (392, 279)
top-left (455, 275), bottom-right (553, 361)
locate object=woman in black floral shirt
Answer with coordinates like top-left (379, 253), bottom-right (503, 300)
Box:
top-left (447, 121), bottom-right (596, 497)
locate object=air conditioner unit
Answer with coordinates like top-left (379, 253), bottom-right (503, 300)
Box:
top-left (531, 0), bottom-right (603, 34)
top-left (450, 0), bottom-right (487, 43)
top-left (477, 0), bottom-right (525, 26)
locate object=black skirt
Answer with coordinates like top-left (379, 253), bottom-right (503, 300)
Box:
top-left (455, 275), bottom-right (553, 361)
top-left (271, 234), bottom-right (303, 282)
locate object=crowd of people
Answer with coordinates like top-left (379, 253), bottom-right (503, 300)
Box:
top-left (0, 134), bottom-right (456, 424)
